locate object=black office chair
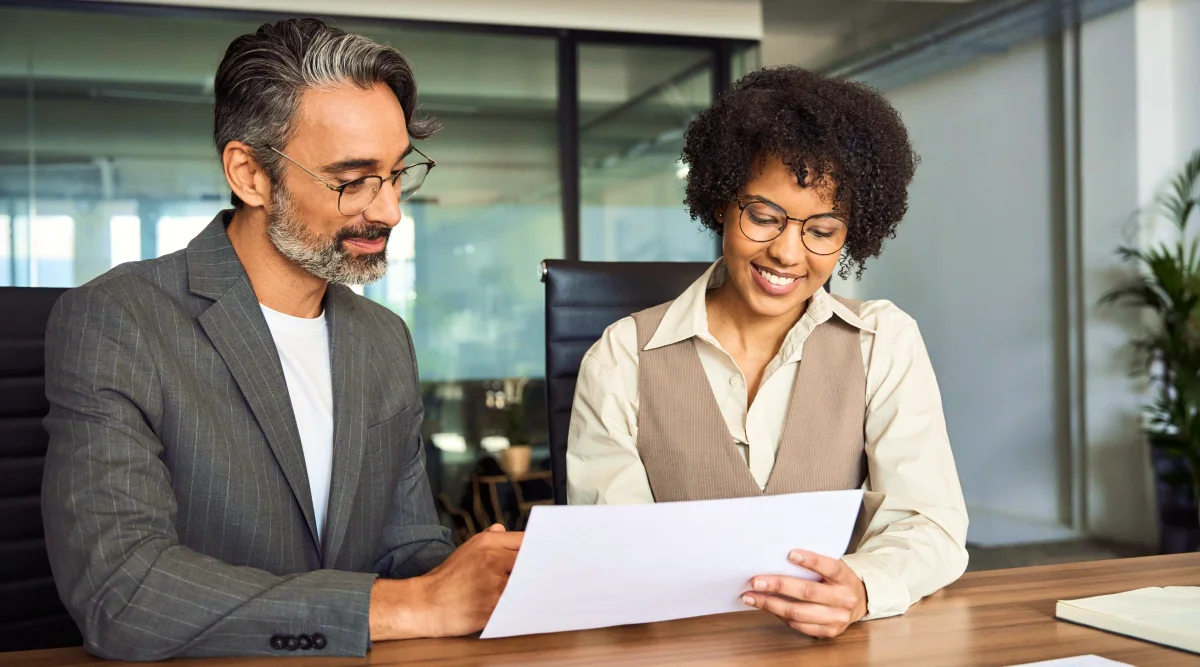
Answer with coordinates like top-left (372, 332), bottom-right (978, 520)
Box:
top-left (0, 286), bottom-right (82, 652)
top-left (541, 260), bottom-right (711, 505)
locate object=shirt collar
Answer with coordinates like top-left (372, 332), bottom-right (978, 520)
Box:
top-left (642, 258), bottom-right (873, 352)
top-left (643, 259), bottom-right (723, 351)
top-left (819, 287), bottom-right (875, 333)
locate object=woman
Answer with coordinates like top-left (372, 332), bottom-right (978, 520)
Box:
top-left (566, 66), bottom-right (968, 638)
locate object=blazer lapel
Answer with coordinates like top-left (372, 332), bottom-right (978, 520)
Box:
top-left (320, 284), bottom-right (367, 567)
top-left (187, 213), bottom-right (320, 548)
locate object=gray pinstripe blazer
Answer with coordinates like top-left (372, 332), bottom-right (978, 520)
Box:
top-left (41, 211), bottom-right (454, 660)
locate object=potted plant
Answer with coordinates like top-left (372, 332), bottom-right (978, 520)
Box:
top-left (500, 378), bottom-right (533, 476)
top-left (1102, 149), bottom-right (1200, 553)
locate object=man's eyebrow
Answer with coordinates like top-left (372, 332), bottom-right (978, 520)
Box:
top-left (321, 158), bottom-right (379, 176)
top-left (323, 144), bottom-right (414, 176)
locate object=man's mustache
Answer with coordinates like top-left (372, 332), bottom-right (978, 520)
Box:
top-left (335, 224), bottom-right (392, 243)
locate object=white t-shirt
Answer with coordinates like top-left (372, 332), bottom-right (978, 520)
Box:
top-left (260, 304), bottom-right (334, 545)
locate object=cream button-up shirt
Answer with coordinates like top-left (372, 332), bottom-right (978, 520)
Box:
top-left (566, 259), bottom-right (969, 620)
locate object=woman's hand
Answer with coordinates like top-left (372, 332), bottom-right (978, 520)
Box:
top-left (742, 549), bottom-right (868, 638)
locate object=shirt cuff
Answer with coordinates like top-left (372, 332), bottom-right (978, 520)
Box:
top-left (842, 553), bottom-right (912, 621)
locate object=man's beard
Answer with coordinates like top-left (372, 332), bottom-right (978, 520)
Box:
top-left (265, 185), bottom-right (391, 286)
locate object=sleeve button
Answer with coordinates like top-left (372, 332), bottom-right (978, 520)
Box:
top-left (312, 633), bottom-right (328, 650)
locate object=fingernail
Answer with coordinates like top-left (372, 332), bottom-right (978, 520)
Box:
top-left (789, 550), bottom-right (804, 563)
top-left (753, 579), bottom-right (766, 591)
top-left (742, 595), bottom-right (755, 607)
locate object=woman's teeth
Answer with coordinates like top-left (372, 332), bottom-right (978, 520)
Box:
top-left (756, 266), bottom-right (797, 286)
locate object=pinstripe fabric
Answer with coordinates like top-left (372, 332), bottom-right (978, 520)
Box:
top-left (632, 297), bottom-right (869, 501)
top-left (40, 211), bottom-right (453, 660)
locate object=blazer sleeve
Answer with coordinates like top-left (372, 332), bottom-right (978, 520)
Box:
top-left (370, 316), bottom-right (455, 579)
top-left (41, 285), bottom-right (379, 660)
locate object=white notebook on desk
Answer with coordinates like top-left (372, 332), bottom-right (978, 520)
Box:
top-left (1055, 586), bottom-right (1200, 654)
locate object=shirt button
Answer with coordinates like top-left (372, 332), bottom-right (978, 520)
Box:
top-left (729, 376), bottom-right (741, 387)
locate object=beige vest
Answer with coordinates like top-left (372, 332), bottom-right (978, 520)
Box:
top-left (632, 297), bottom-right (875, 546)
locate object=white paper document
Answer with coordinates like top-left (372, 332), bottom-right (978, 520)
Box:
top-left (481, 490), bottom-right (864, 639)
top-left (1007, 656), bottom-right (1133, 667)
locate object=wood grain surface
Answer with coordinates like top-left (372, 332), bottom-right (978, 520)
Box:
top-left (8, 553), bottom-right (1199, 666)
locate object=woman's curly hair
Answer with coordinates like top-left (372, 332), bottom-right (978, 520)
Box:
top-left (682, 66), bottom-right (918, 279)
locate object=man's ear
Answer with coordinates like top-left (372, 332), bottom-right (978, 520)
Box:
top-left (223, 141), bottom-right (272, 208)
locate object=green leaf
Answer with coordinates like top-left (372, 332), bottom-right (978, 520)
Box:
top-left (1156, 149), bottom-right (1200, 232)
top-left (1111, 150), bottom-right (1200, 495)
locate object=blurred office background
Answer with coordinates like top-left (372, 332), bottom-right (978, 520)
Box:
top-left (2, 0), bottom-right (1198, 559)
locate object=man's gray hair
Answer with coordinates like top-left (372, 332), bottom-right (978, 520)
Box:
top-left (213, 18), bottom-right (437, 207)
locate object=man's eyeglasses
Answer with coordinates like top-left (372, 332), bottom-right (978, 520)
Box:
top-left (735, 196), bottom-right (849, 256)
top-left (269, 146), bottom-right (436, 216)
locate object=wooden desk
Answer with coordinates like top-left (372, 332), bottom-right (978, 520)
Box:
top-left (9, 553), bottom-right (1200, 666)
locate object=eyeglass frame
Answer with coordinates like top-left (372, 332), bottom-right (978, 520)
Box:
top-left (734, 195), bottom-right (850, 256)
top-left (268, 145), bottom-right (436, 216)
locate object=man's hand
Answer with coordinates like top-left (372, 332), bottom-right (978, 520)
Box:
top-left (741, 549), bottom-right (868, 639)
top-left (370, 524), bottom-right (522, 640)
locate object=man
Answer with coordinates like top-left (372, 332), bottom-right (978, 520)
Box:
top-left (41, 18), bottom-right (519, 660)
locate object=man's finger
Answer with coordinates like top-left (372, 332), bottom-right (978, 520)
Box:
top-left (499, 547), bottom-right (519, 573)
top-left (749, 576), bottom-right (856, 609)
top-left (743, 593), bottom-right (852, 626)
top-left (487, 523), bottom-right (507, 532)
top-left (788, 549), bottom-right (850, 582)
top-left (490, 531), bottom-right (524, 550)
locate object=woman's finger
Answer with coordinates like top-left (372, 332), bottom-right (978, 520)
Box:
top-left (743, 593), bottom-right (853, 627)
top-left (748, 575), bottom-right (857, 609)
